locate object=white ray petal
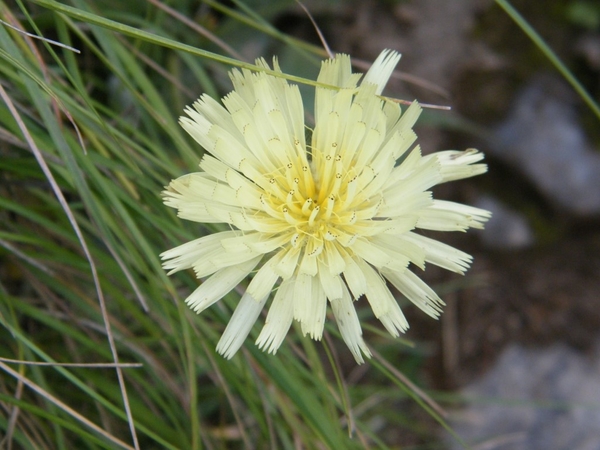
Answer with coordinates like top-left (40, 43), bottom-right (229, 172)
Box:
top-left (256, 278), bottom-right (295, 354)
top-left (362, 49), bottom-right (401, 94)
top-left (191, 94), bottom-right (242, 140)
top-left (323, 241), bottom-right (346, 275)
top-left (318, 259), bottom-right (343, 300)
top-left (358, 259), bottom-right (409, 336)
top-left (342, 255), bottom-right (367, 300)
top-left (199, 154), bottom-right (265, 204)
top-left (193, 248), bottom-right (262, 278)
top-left (293, 273), bottom-right (312, 323)
top-left (403, 232), bottom-right (473, 274)
top-left (370, 234), bottom-right (424, 270)
top-left (416, 200), bottom-right (492, 231)
top-left (275, 245), bottom-right (302, 279)
top-left (339, 104), bottom-right (367, 162)
top-left (294, 274), bottom-right (327, 340)
top-left (330, 284), bottom-right (371, 364)
top-left (216, 291), bottom-right (269, 359)
top-left (174, 200), bottom-right (249, 227)
top-left (356, 259), bottom-right (389, 318)
top-left (382, 153), bottom-right (442, 201)
top-left (427, 148), bottom-right (488, 182)
top-left (382, 268), bottom-right (445, 319)
top-left (221, 232), bottom-right (289, 255)
top-left (298, 250), bottom-right (318, 276)
top-left (383, 98), bottom-right (400, 131)
top-left (378, 302), bottom-right (410, 338)
top-left (378, 191), bottom-right (433, 218)
top-left (185, 256), bottom-right (261, 313)
top-left (160, 231), bottom-right (239, 274)
top-left (350, 237), bottom-right (389, 265)
top-left (315, 54), bottom-right (361, 125)
top-left (246, 256), bottom-right (281, 301)
top-left (317, 53), bottom-right (356, 88)
top-left (392, 101), bottom-right (422, 136)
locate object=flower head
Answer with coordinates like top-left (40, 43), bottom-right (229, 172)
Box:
top-left (162, 50), bottom-right (490, 363)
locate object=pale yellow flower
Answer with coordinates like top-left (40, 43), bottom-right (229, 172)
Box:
top-left (161, 50), bottom-right (490, 363)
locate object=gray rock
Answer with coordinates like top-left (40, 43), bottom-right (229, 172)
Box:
top-left (448, 342), bottom-right (600, 450)
top-left (492, 74), bottom-right (600, 216)
top-left (474, 195), bottom-right (535, 250)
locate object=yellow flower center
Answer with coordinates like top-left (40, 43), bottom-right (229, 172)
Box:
top-left (260, 146), bottom-right (378, 258)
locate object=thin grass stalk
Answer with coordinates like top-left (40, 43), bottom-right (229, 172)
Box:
top-left (0, 361), bottom-right (135, 450)
top-left (495, 0), bottom-right (600, 120)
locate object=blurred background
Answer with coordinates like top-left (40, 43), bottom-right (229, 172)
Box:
top-left (1, 0), bottom-right (599, 448)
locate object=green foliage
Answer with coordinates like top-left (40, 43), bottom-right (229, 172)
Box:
top-left (567, 0), bottom-right (600, 30)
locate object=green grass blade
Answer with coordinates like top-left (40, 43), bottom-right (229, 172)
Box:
top-left (495, 0), bottom-right (600, 120)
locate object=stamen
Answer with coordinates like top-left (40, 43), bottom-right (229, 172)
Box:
top-left (285, 161), bottom-right (296, 189)
top-left (264, 173), bottom-right (288, 202)
top-left (308, 205), bottom-right (320, 226)
top-left (331, 172), bottom-right (343, 197)
top-left (302, 165), bottom-right (315, 198)
top-left (286, 190), bottom-right (295, 207)
top-left (302, 198), bottom-right (313, 215)
top-left (318, 154), bottom-right (336, 202)
top-left (292, 178), bottom-right (305, 202)
top-left (342, 176), bottom-right (358, 208)
top-left (260, 194), bottom-right (281, 218)
top-left (323, 195), bottom-right (335, 220)
top-left (283, 207), bottom-right (298, 225)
